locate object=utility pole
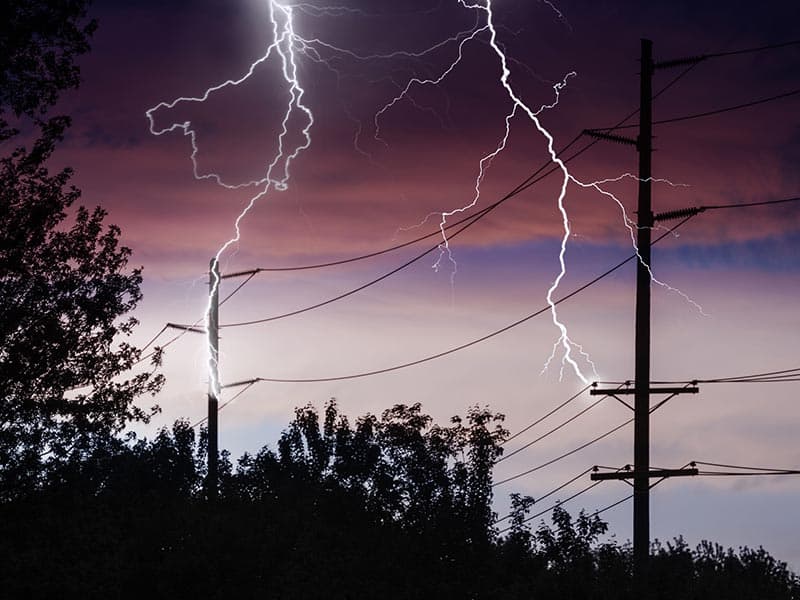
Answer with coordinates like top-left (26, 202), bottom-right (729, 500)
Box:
top-left (586, 39), bottom-right (704, 596)
top-left (633, 37), bottom-right (654, 587)
top-left (207, 258), bottom-right (220, 501)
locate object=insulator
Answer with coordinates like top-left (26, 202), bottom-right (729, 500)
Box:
top-left (654, 55), bottom-right (707, 69)
top-left (582, 129), bottom-right (637, 146)
top-left (653, 206), bottom-right (705, 222)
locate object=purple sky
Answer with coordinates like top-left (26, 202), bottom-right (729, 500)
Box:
top-left (51, 0), bottom-right (800, 567)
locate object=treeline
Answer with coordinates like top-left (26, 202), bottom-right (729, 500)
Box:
top-left (1, 401), bottom-right (797, 599)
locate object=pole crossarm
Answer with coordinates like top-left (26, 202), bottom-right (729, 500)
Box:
top-left (591, 468), bottom-right (699, 481)
top-left (221, 378), bottom-right (261, 390)
top-left (590, 386), bottom-right (699, 396)
top-left (220, 268), bottom-right (262, 280)
top-left (166, 322), bottom-right (205, 334)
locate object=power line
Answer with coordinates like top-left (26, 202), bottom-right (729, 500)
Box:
top-left (497, 491), bottom-right (633, 535)
top-left (220, 271), bottom-right (258, 305)
top-left (503, 384), bottom-right (591, 445)
top-left (496, 466), bottom-right (595, 524)
top-left (223, 215), bottom-right (696, 387)
top-left (149, 62), bottom-right (702, 352)
top-left (588, 88), bottom-right (800, 131)
top-left (217, 62), bottom-right (698, 280)
top-left (693, 460), bottom-right (800, 475)
top-left (497, 396), bottom-right (606, 464)
top-left (593, 493), bottom-right (633, 516)
top-left (599, 366), bottom-right (800, 387)
top-left (653, 38), bottom-right (800, 69)
top-left (225, 131), bottom-right (584, 278)
top-left (701, 38), bottom-right (800, 60)
top-left (497, 477), bottom-right (613, 534)
top-left (191, 381), bottom-right (257, 428)
top-left (139, 324), bottom-right (169, 353)
top-left (219, 208), bottom-right (489, 328)
top-left (206, 72), bottom-right (724, 329)
top-left (137, 64), bottom-right (701, 371)
top-left (703, 196), bottom-right (800, 211)
top-left (132, 272), bottom-right (259, 365)
top-left (492, 418), bottom-right (633, 488)
top-left (652, 88), bottom-right (800, 126)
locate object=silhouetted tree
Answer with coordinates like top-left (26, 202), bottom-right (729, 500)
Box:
top-left (0, 0), bottom-right (162, 498)
top-left (2, 403), bottom-right (799, 599)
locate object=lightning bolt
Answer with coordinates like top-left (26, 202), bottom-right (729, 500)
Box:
top-left (374, 1), bottom-right (704, 382)
top-left (146, 1), bottom-right (313, 397)
top-left (366, 0), bottom-right (596, 382)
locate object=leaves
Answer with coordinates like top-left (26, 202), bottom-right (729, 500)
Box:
top-left (0, 0), bottom-right (161, 497)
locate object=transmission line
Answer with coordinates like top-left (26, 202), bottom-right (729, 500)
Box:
top-left (497, 397), bottom-right (606, 464)
top-left (191, 381), bottom-right (257, 428)
top-left (704, 196), bottom-right (800, 211)
top-left (215, 61), bottom-right (699, 280)
top-left (601, 366), bottom-right (800, 387)
top-left (492, 418), bottom-right (633, 488)
top-left (223, 215), bottom-right (696, 387)
top-left (503, 384), bottom-right (591, 445)
top-left (140, 62), bottom-right (701, 353)
top-left (589, 88), bottom-right (800, 131)
top-left (496, 478), bottom-right (609, 534)
top-left (219, 208), bottom-right (489, 328)
top-left (701, 38), bottom-right (800, 60)
top-left (693, 460), bottom-right (800, 476)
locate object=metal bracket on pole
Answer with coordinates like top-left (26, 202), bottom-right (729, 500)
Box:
top-left (591, 467), bottom-right (698, 481)
top-left (590, 386), bottom-right (699, 397)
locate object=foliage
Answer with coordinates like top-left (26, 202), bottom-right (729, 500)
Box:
top-left (2, 402), bottom-right (798, 599)
top-left (0, 0), bottom-right (97, 142)
top-left (0, 0), bottom-right (162, 498)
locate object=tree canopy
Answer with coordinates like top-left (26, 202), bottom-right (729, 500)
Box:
top-left (0, 0), bottom-right (162, 497)
top-left (2, 401), bottom-right (797, 599)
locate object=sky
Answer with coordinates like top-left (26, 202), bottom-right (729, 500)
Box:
top-left (49, 0), bottom-right (800, 567)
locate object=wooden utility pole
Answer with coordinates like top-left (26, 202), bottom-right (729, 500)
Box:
top-left (633, 37), bottom-right (654, 587)
top-left (207, 258), bottom-right (220, 501)
top-left (587, 39), bottom-right (702, 595)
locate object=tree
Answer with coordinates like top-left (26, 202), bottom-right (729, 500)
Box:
top-left (0, 0), bottom-right (162, 497)
top-left (2, 403), bottom-right (798, 598)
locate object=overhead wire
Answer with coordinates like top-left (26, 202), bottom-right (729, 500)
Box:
top-left (497, 396), bottom-right (606, 464)
top-left (136, 61), bottom-right (709, 383)
top-left (211, 60), bottom-right (699, 285)
top-left (590, 88), bottom-right (800, 130)
top-left (139, 324), bottom-right (169, 354)
top-left (693, 460), bottom-right (800, 476)
top-left (219, 208), bottom-right (490, 328)
top-left (492, 418), bottom-right (633, 488)
top-left (703, 196), bottom-right (800, 211)
top-left (700, 38), bottom-right (800, 60)
top-left (495, 466), bottom-right (595, 524)
top-left (225, 214), bottom-right (697, 387)
top-left (604, 366), bottom-right (800, 387)
top-left (132, 272), bottom-right (258, 366)
top-left (145, 61), bottom-right (702, 348)
top-left (209, 192), bottom-right (800, 329)
top-left (230, 130), bottom-right (584, 276)
top-left (191, 381), bottom-right (257, 428)
top-left (496, 475), bottom-right (614, 534)
top-left (130, 43), bottom-right (787, 362)
top-left (503, 384), bottom-right (591, 445)
top-left (495, 455), bottom-right (710, 534)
